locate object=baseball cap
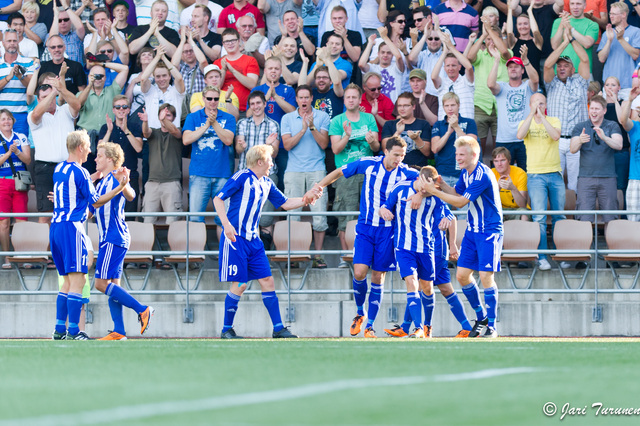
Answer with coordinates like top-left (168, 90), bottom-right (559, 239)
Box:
top-left (409, 69), bottom-right (427, 80)
top-left (112, 0), bottom-right (129, 10)
top-left (556, 55), bottom-right (573, 65)
top-left (506, 56), bottom-right (524, 67)
top-left (203, 64), bottom-right (221, 76)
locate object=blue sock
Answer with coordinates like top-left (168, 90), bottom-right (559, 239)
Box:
top-left (446, 292), bottom-right (472, 331)
top-left (484, 286), bottom-right (499, 328)
top-left (106, 283), bottom-right (146, 314)
top-left (55, 292), bottom-right (68, 334)
top-left (408, 292), bottom-right (422, 329)
top-left (420, 292), bottom-right (434, 326)
top-left (262, 291), bottom-right (283, 332)
top-left (401, 304), bottom-right (412, 334)
top-left (462, 282), bottom-right (486, 320)
top-left (352, 278), bottom-right (368, 316)
top-left (366, 283), bottom-right (383, 328)
top-left (222, 291), bottom-right (240, 333)
top-left (67, 292), bottom-right (83, 336)
top-left (108, 296), bottom-right (125, 335)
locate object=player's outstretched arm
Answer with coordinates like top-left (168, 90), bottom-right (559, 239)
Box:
top-left (378, 206), bottom-right (394, 221)
top-left (315, 167), bottom-right (344, 190)
top-left (281, 198), bottom-right (307, 210)
top-left (93, 168), bottom-right (130, 208)
top-left (421, 176), bottom-right (469, 209)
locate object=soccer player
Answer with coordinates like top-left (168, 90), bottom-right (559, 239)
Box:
top-left (213, 145), bottom-right (317, 339)
top-left (378, 167), bottom-right (447, 338)
top-left (384, 166), bottom-right (474, 338)
top-left (92, 142), bottom-right (155, 341)
top-left (50, 131), bottom-right (129, 340)
top-left (313, 137), bottom-right (420, 338)
top-left (422, 136), bottom-right (503, 338)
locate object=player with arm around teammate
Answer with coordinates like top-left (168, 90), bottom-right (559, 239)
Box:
top-left (91, 142), bottom-right (154, 341)
top-left (383, 166), bottom-right (474, 339)
top-left (51, 131), bottom-right (130, 341)
top-left (313, 136), bottom-right (421, 338)
top-left (421, 136), bottom-right (503, 338)
top-left (213, 145), bottom-right (319, 339)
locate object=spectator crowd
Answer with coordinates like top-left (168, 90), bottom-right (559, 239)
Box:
top-left (1, 0), bottom-right (640, 272)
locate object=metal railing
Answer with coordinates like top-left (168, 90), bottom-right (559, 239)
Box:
top-left (1, 209), bottom-right (639, 324)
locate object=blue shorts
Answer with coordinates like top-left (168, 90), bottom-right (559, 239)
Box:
top-left (95, 242), bottom-right (127, 280)
top-left (458, 230), bottom-right (503, 272)
top-left (434, 255), bottom-right (451, 286)
top-left (219, 234), bottom-right (272, 283)
top-left (50, 222), bottom-right (90, 275)
top-left (396, 248), bottom-right (435, 281)
top-left (353, 223), bottom-right (396, 272)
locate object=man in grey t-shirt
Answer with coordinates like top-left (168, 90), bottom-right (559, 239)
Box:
top-left (569, 95), bottom-right (623, 224)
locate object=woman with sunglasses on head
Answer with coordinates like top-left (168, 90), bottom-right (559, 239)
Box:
top-left (0, 109), bottom-right (31, 270)
top-left (369, 10), bottom-right (411, 66)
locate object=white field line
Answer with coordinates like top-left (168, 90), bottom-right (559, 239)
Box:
top-left (1, 367), bottom-right (538, 426)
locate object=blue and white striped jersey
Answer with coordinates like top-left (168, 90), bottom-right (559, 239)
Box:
top-left (91, 172), bottom-right (131, 249)
top-left (342, 156), bottom-right (420, 227)
top-left (216, 169), bottom-right (288, 241)
top-left (382, 181), bottom-right (446, 253)
top-left (432, 202), bottom-right (455, 260)
top-left (52, 161), bottom-right (100, 223)
top-left (454, 162), bottom-right (503, 234)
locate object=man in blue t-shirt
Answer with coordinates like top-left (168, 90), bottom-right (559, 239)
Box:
top-left (183, 86), bottom-right (236, 236)
top-left (422, 136), bottom-right (503, 338)
top-left (248, 56), bottom-right (297, 124)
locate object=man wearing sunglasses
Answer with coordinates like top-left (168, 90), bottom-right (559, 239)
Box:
top-left (183, 86), bottom-right (236, 238)
top-left (97, 96), bottom-right (143, 213)
top-left (39, 36), bottom-right (87, 94)
top-left (44, 1), bottom-right (86, 65)
top-left (359, 71), bottom-right (395, 136)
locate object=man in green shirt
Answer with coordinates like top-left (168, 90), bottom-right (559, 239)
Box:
top-left (550, 1), bottom-right (599, 73)
top-left (328, 83), bottom-right (379, 267)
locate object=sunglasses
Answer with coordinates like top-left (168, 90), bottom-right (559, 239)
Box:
top-left (367, 86), bottom-right (382, 92)
top-left (395, 19), bottom-right (406, 24)
top-left (58, 18), bottom-right (70, 23)
top-left (427, 37), bottom-right (440, 41)
top-left (99, 49), bottom-right (114, 54)
top-left (49, 44), bottom-right (64, 50)
top-left (205, 96), bottom-right (220, 101)
top-left (414, 17), bottom-right (425, 22)
top-left (222, 39), bottom-right (238, 45)
top-left (113, 105), bottom-right (130, 110)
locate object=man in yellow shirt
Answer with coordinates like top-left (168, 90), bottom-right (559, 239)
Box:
top-left (491, 147), bottom-right (528, 221)
top-left (517, 93), bottom-right (565, 271)
top-left (190, 64), bottom-right (239, 119)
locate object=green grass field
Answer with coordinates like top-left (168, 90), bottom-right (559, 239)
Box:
top-left (1, 338), bottom-right (640, 425)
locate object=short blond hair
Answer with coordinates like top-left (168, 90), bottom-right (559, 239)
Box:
top-left (611, 1), bottom-right (629, 15)
top-left (246, 144), bottom-right (273, 168)
top-left (97, 142), bottom-right (125, 169)
top-left (454, 136), bottom-right (481, 157)
top-left (67, 130), bottom-right (90, 154)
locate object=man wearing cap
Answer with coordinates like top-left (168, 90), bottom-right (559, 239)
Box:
top-left (487, 46), bottom-right (539, 171)
top-left (112, 1), bottom-right (136, 41)
top-left (406, 68), bottom-right (438, 126)
top-left (190, 64), bottom-right (240, 119)
top-left (544, 32), bottom-right (590, 192)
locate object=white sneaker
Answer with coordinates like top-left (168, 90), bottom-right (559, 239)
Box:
top-left (538, 258), bottom-right (551, 271)
top-left (559, 261), bottom-right (571, 269)
top-left (338, 260), bottom-right (349, 268)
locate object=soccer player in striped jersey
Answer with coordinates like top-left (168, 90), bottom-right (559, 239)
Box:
top-left (378, 167), bottom-right (447, 338)
top-left (213, 144), bottom-right (318, 339)
top-left (50, 131), bottom-right (129, 340)
top-left (422, 136), bottom-right (503, 338)
top-left (384, 166), bottom-right (474, 338)
top-left (91, 142), bottom-right (154, 341)
top-left (314, 137), bottom-right (420, 338)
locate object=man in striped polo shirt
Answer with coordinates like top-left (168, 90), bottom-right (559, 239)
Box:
top-left (0, 29), bottom-right (34, 136)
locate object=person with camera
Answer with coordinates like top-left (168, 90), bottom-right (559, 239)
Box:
top-left (75, 59), bottom-right (129, 173)
top-left (0, 108), bottom-right (31, 269)
top-left (0, 28), bottom-right (34, 136)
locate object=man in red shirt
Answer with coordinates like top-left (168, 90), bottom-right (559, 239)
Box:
top-left (214, 29), bottom-right (259, 112)
top-left (217, 0), bottom-right (266, 36)
top-left (359, 71), bottom-right (395, 138)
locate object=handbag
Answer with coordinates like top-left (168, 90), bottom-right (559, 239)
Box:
top-left (1, 139), bottom-right (32, 192)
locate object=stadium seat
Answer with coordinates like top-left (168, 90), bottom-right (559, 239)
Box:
top-left (164, 221), bottom-right (207, 290)
top-left (551, 219), bottom-right (593, 289)
top-left (604, 220), bottom-right (640, 289)
top-left (269, 220), bottom-right (312, 290)
top-left (5, 222), bottom-right (50, 291)
top-left (121, 222), bottom-right (155, 290)
top-left (501, 220), bottom-right (540, 289)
